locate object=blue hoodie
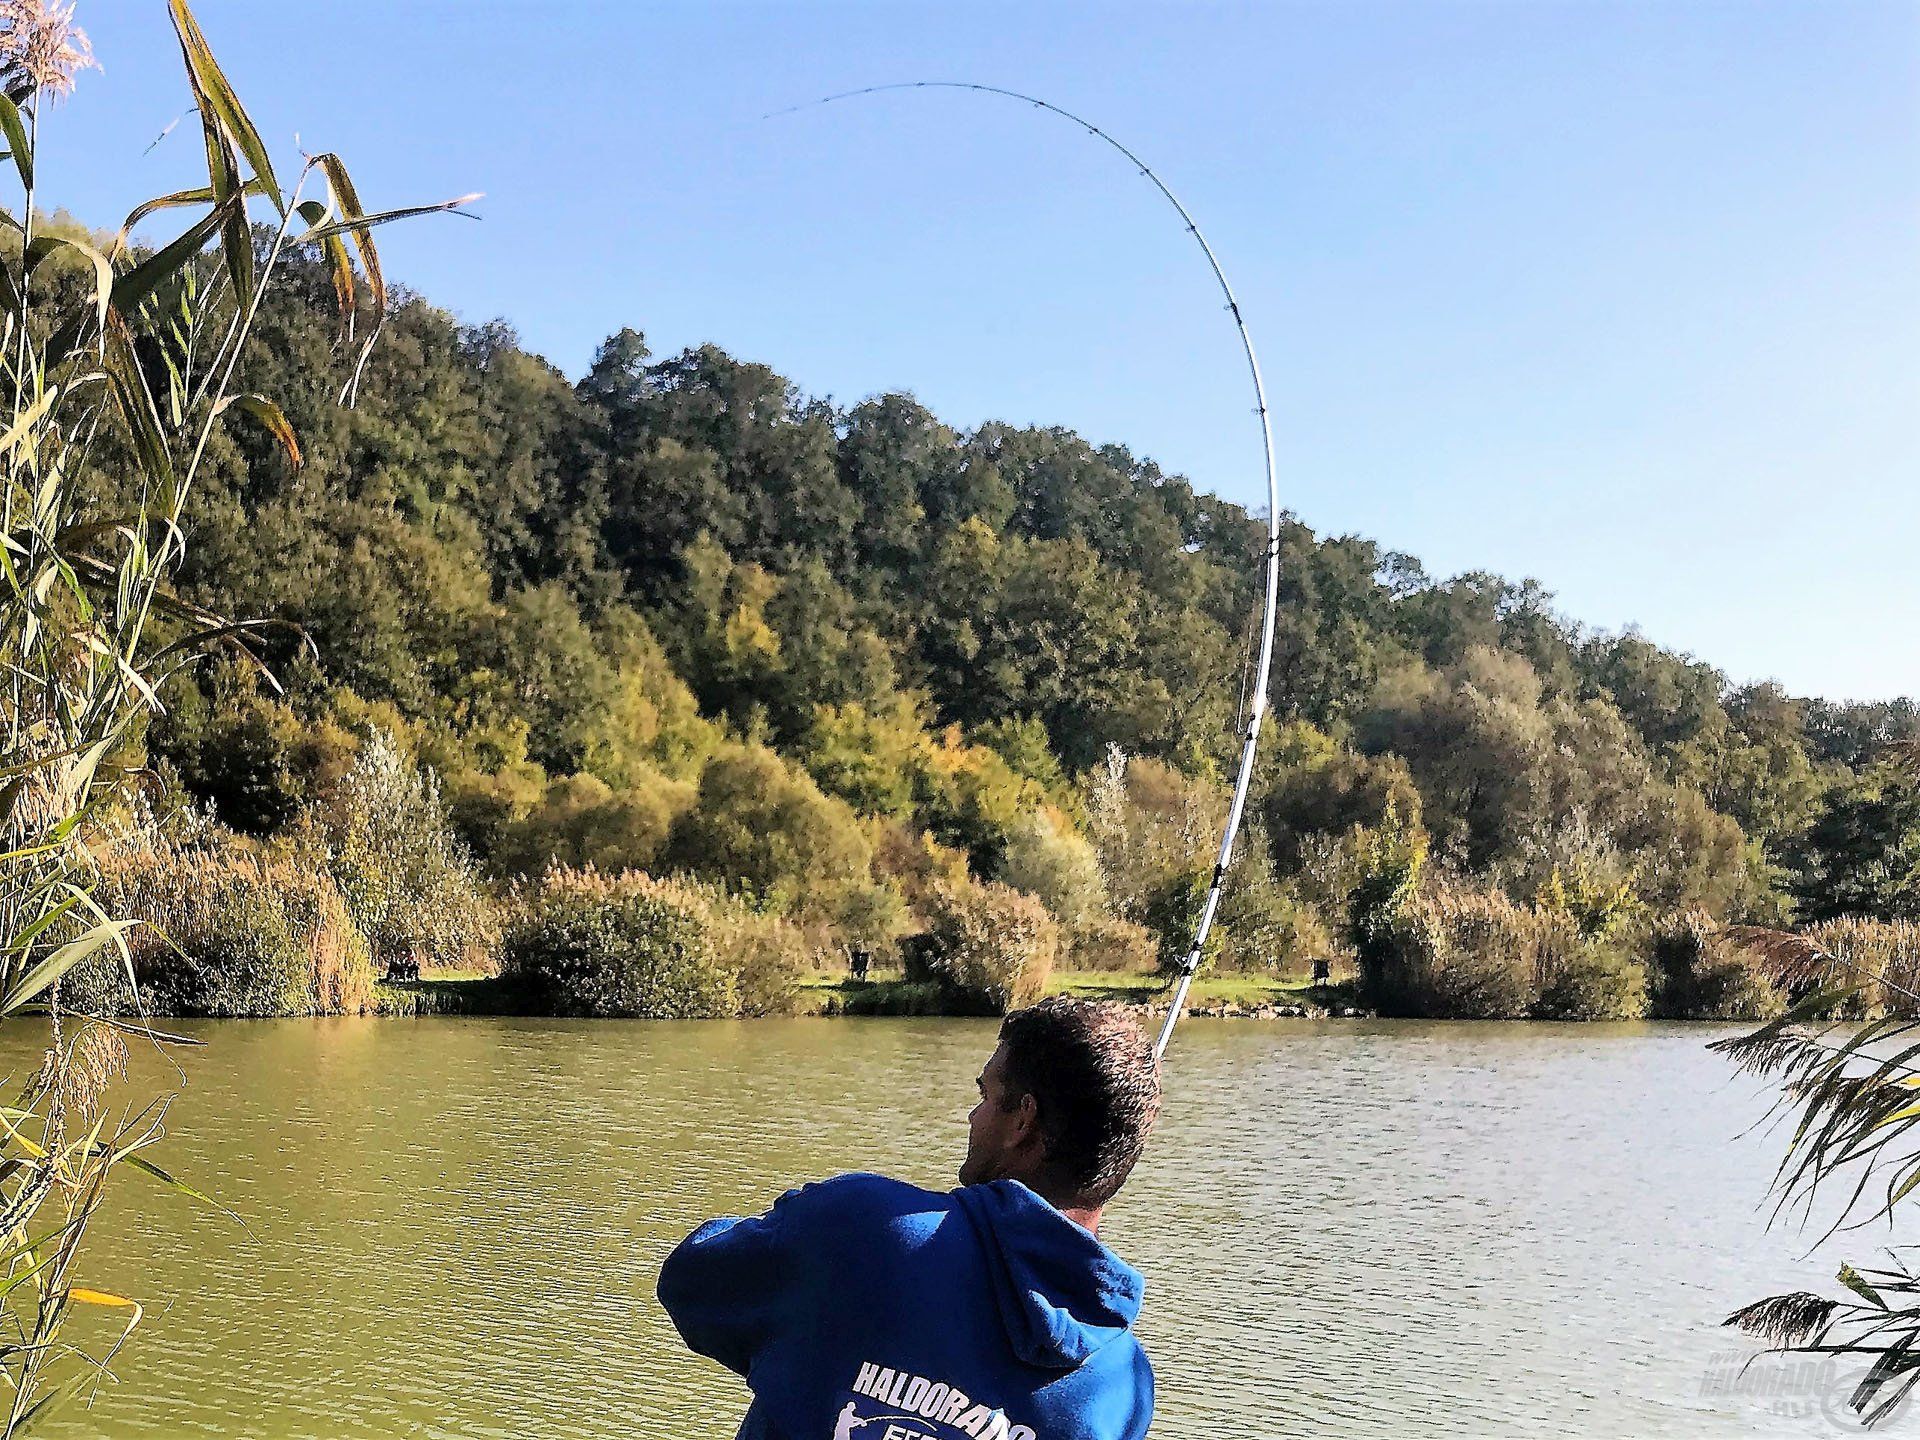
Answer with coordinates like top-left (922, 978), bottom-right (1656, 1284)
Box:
top-left (657, 1173), bottom-right (1154, 1440)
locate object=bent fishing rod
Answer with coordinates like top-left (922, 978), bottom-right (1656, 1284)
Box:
top-left (769, 84), bottom-right (1282, 1062)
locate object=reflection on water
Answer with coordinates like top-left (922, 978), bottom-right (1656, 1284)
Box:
top-left (18, 1017), bottom-right (1871, 1437)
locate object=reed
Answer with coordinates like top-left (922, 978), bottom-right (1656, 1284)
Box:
top-left (1715, 921), bottom-right (1920, 1425)
top-left (0, 1), bottom-right (467, 1426)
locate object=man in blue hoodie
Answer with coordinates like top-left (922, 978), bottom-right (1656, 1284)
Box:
top-left (658, 997), bottom-right (1162, 1439)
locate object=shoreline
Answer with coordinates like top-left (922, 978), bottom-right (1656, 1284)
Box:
top-left (363, 969), bottom-right (1375, 1020)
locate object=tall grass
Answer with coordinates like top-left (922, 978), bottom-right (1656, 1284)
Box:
top-left (0, 1), bottom-right (467, 1426)
top-left (66, 841), bottom-right (378, 1017)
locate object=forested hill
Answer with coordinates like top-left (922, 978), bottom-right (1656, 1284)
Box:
top-left (137, 249), bottom-right (1920, 948)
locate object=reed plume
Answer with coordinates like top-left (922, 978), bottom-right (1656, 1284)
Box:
top-left (0, 0), bottom-right (95, 100)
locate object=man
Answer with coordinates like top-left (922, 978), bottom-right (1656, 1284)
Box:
top-left (658, 997), bottom-right (1162, 1440)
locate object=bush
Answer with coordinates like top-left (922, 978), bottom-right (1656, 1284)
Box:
top-left (867, 818), bottom-right (970, 906)
top-left (1362, 878), bottom-right (1653, 1021)
top-left (665, 743), bottom-right (880, 923)
top-left (1364, 883), bottom-right (1540, 1019)
top-left (1212, 832), bottom-right (1330, 973)
top-left (492, 769), bottom-right (692, 878)
top-left (912, 728), bottom-right (1045, 870)
top-left (1532, 938), bottom-right (1647, 1020)
top-left (69, 846), bottom-right (376, 1017)
top-left (1062, 915), bottom-right (1158, 973)
top-left (700, 895), bottom-right (818, 1018)
top-left (499, 865), bottom-right (811, 1017)
top-left (306, 732), bottom-right (496, 974)
top-left (1083, 751), bottom-right (1225, 926)
top-left (1648, 913), bottom-right (1783, 1021)
top-left (996, 809), bottom-right (1105, 930)
top-left (1142, 868), bottom-right (1218, 975)
top-left (905, 879), bottom-right (1057, 1014)
top-left (1345, 801), bottom-right (1430, 972)
top-left (502, 867), bottom-right (736, 1017)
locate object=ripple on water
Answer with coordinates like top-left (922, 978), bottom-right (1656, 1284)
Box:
top-left (14, 1016), bottom-right (1867, 1438)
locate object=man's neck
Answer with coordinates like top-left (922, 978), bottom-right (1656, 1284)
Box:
top-left (1057, 1202), bottom-right (1102, 1235)
top-left (991, 1164), bottom-right (1103, 1234)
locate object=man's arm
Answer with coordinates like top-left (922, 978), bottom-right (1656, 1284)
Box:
top-left (656, 1189), bottom-right (802, 1377)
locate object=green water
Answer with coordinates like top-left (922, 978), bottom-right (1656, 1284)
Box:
top-left (19, 1017), bottom-right (1879, 1437)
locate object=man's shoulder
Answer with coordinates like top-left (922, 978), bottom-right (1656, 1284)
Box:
top-left (766, 1172), bottom-right (961, 1254)
top-left (779, 1171), bottom-right (953, 1225)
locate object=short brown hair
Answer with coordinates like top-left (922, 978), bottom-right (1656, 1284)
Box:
top-left (996, 998), bottom-right (1161, 1208)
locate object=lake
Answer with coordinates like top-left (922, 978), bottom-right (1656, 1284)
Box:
top-left (23, 1016), bottom-right (1887, 1437)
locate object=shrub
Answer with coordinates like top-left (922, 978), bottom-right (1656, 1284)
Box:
top-left (70, 847), bottom-right (376, 1018)
top-left (867, 818), bottom-right (970, 906)
top-left (306, 732), bottom-right (496, 974)
top-left (1345, 801), bottom-right (1430, 972)
top-left (799, 698), bottom-right (925, 818)
top-left (502, 867), bottom-right (735, 1018)
top-left (1648, 913), bottom-right (1783, 1021)
top-left (906, 879), bottom-right (1057, 1014)
top-left (1213, 832), bottom-right (1330, 973)
top-left (1532, 937), bottom-right (1647, 1020)
top-left (1083, 750), bottom-right (1225, 926)
top-left (912, 727), bottom-right (1044, 870)
top-left (492, 769), bottom-right (693, 878)
top-left (700, 896), bottom-right (818, 1018)
top-left (1062, 915), bottom-right (1158, 973)
top-left (1375, 884), bottom-right (1539, 1019)
top-left (996, 809), bottom-right (1106, 929)
top-left (665, 743), bottom-right (879, 922)
top-left (1141, 868), bottom-right (1216, 975)
top-left (1363, 878), bottom-right (1653, 1021)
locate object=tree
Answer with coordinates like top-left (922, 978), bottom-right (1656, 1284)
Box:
top-left (665, 745), bottom-right (879, 923)
top-left (1792, 766), bottom-right (1920, 923)
top-left (997, 810), bottom-right (1106, 929)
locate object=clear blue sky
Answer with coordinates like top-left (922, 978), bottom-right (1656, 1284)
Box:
top-left (51, 1), bottom-right (1920, 702)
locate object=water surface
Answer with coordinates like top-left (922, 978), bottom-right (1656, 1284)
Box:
top-left (24, 1017), bottom-right (1885, 1437)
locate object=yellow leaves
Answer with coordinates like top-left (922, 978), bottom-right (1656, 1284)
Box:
top-left (65, 1287), bottom-right (135, 1309)
top-left (211, 393), bottom-right (301, 469)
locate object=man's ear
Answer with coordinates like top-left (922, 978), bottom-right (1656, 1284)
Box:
top-left (1013, 1091), bottom-right (1042, 1149)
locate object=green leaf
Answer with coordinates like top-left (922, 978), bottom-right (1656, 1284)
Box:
top-left (296, 192), bottom-right (484, 247)
top-left (168, 0), bottom-right (282, 213)
top-left (0, 91), bottom-right (30, 191)
top-left (0, 890), bottom-right (82, 958)
top-left (308, 153), bottom-right (385, 327)
top-left (1839, 1262), bottom-right (1890, 1311)
top-left (0, 920), bottom-right (137, 1016)
top-left (0, 383), bottom-right (59, 461)
top-left (54, 735), bottom-right (115, 810)
top-left (113, 177), bottom-right (268, 258)
top-left (42, 197), bottom-right (239, 371)
top-left (116, 193), bottom-right (238, 316)
top-left (102, 314), bottom-right (177, 498)
top-left (122, 1154), bottom-right (247, 1230)
top-left (13, 1380), bottom-right (78, 1434)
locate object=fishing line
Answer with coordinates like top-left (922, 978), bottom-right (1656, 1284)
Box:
top-left (767, 82), bottom-right (1282, 1061)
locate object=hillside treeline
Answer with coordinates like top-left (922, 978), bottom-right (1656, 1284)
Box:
top-left (91, 245), bottom-right (1919, 1009)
